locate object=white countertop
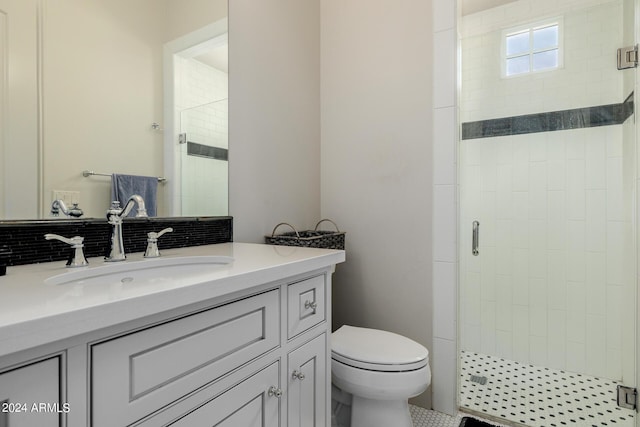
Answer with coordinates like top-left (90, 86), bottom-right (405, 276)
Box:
top-left (0, 243), bottom-right (345, 358)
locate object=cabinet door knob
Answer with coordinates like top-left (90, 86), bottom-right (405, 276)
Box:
top-left (268, 386), bottom-right (282, 398)
top-left (292, 370), bottom-right (306, 380)
top-left (304, 300), bottom-right (317, 310)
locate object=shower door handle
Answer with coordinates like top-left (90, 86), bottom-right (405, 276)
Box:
top-left (472, 221), bottom-right (479, 256)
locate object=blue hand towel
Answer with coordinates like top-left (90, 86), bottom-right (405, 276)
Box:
top-left (110, 174), bottom-right (158, 217)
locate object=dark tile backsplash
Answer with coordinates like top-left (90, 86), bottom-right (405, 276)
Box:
top-left (0, 216), bottom-right (233, 266)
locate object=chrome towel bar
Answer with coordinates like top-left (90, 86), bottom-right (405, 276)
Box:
top-left (82, 170), bottom-right (167, 183)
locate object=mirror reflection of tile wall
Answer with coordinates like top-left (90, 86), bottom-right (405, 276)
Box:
top-left (177, 55), bottom-right (229, 216)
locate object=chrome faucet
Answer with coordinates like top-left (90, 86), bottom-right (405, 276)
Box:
top-left (51, 199), bottom-right (84, 218)
top-left (105, 195), bottom-right (148, 262)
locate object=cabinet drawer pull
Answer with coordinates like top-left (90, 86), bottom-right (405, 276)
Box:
top-left (268, 386), bottom-right (282, 398)
top-left (292, 370), bottom-right (306, 381)
top-left (304, 300), bottom-right (317, 310)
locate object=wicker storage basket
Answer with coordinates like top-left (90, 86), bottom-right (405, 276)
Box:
top-left (265, 219), bottom-right (345, 250)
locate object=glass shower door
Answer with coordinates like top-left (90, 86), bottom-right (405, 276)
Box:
top-left (458, 0), bottom-right (637, 426)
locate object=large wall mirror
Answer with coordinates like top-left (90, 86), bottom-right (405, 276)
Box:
top-left (0, 0), bottom-right (228, 220)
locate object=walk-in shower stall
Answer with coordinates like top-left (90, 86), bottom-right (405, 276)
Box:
top-left (458, 0), bottom-right (638, 425)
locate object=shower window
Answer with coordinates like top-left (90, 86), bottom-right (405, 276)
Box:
top-left (502, 18), bottom-right (562, 77)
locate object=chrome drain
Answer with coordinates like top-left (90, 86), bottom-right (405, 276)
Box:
top-left (470, 375), bottom-right (487, 385)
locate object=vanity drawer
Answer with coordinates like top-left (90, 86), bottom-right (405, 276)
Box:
top-left (287, 275), bottom-right (325, 338)
top-left (91, 289), bottom-right (280, 427)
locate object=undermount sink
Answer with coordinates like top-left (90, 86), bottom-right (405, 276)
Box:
top-left (45, 256), bottom-right (234, 286)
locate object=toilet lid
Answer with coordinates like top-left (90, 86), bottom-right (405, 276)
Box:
top-left (331, 325), bottom-right (429, 371)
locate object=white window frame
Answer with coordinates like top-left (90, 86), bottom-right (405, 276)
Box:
top-left (500, 17), bottom-right (564, 78)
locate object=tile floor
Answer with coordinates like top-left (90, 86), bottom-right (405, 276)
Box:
top-left (409, 406), bottom-right (458, 426)
top-left (458, 351), bottom-right (635, 427)
top-left (409, 405), bottom-right (507, 427)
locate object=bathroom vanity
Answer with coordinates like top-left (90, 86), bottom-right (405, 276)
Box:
top-left (0, 243), bottom-right (344, 427)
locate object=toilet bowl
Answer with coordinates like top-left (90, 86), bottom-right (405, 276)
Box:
top-left (331, 325), bottom-right (431, 427)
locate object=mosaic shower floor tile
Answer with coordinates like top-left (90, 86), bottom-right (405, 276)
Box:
top-left (459, 351), bottom-right (635, 427)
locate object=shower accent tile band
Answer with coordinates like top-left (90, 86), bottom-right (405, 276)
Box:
top-left (187, 141), bottom-right (229, 161)
top-left (461, 93), bottom-right (634, 140)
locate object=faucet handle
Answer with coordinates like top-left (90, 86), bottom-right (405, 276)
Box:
top-left (107, 200), bottom-right (122, 214)
top-left (148, 227), bottom-right (173, 240)
top-left (44, 234), bottom-right (89, 268)
top-left (68, 203), bottom-right (84, 218)
top-left (144, 227), bottom-right (173, 258)
top-left (45, 233), bottom-right (82, 246)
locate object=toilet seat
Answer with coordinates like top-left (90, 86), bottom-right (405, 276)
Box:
top-left (331, 325), bottom-right (429, 372)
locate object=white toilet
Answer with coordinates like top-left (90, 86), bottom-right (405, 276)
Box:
top-left (331, 325), bottom-right (431, 427)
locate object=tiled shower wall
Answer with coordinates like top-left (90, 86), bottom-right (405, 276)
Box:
top-left (459, 0), bottom-right (635, 383)
top-left (431, 0), bottom-right (458, 415)
top-left (461, 0), bottom-right (623, 123)
top-left (175, 56), bottom-right (228, 216)
top-left (459, 126), bottom-right (634, 380)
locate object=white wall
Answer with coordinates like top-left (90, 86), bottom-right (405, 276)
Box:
top-left (0, 0), bottom-right (39, 219)
top-left (228, 0), bottom-right (321, 243)
top-left (321, 0), bottom-right (434, 408)
top-left (43, 0), bottom-right (166, 218)
top-left (163, 0), bottom-right (227, 43)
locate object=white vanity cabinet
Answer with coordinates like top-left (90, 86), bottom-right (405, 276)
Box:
top-left (0, 357), bottom-right (61, 427)
top-left (87, 272), bottom-right (332, 427)
top-left (0, 243), bottom-right (343, 427)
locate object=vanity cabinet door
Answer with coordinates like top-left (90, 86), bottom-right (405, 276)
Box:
top-left (168, 362), bottom-right (280, 427)
top-left (0, 357), bottom-right (60, 427)
top-left (287, 334), bottom-right (326, 427)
